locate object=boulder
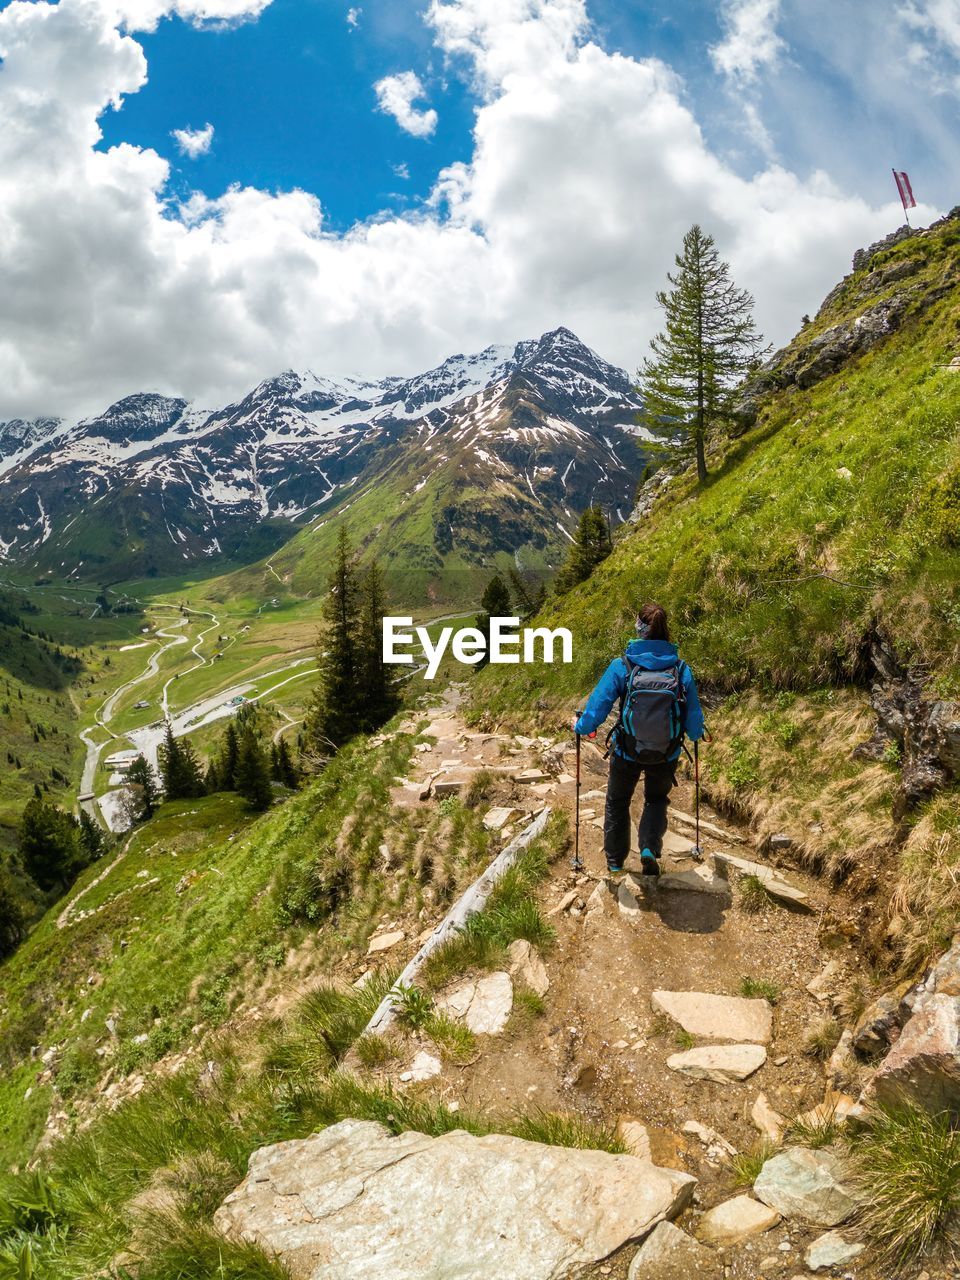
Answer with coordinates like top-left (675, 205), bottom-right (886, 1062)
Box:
top-left (438, 982), bottom-right (475, 1021)
top-left (753, 1147), bottom-right (862, 1226)
top-left (507, 940), bottom-right (549, 998)
top-left (804, 1230), bottom-right (865, 1271)
top-left (864, 992), bottom-right (960, 1113)
top-left (652, 991), bottom-right (773, 1044)
top-left (750, 1092), bottom-right (786, 1143)
top-left (215, 1119), bottom-right (697, 1280)
top-left (627, 1221), bottom-right (715, 1279)
top-left (696, 1195), bottom-right (780, 1245)
top-left (667, 1045), bottom-right (767, 1083)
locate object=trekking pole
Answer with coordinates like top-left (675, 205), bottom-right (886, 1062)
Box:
top-left (573, 718), bottom-right (584, 873)
top-left (691, 739), bottom-right (704, 863)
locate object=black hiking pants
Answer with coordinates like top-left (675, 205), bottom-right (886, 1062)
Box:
top-left (603, 754), bottom-right (677, 867)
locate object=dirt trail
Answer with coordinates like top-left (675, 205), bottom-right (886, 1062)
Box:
top-left (381, 706), bottom-right (871, 1280)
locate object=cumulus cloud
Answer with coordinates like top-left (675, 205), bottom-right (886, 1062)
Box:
top-left (374, 70), bottom-right (438, 137)
top-left (172, 121), bottom-right (214, 157)
top-left (711, 0), bottom-right (785, 83)
top-left (0, 0), bottom-right (934, 422)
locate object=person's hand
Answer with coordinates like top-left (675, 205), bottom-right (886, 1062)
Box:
top-left (570, 714), bottom-right (580, 734)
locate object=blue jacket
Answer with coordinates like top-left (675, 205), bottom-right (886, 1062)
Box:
top-left (575, 639), bottom-right (705, 762)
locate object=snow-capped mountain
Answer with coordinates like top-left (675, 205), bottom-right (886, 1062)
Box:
top-left (0, 328), bottom-right (667, 582)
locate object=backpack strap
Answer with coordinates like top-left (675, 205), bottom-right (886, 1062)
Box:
top-left (604, 657), bottom-right (634, 757)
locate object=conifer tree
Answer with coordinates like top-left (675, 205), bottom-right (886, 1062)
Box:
top-left (508, 567), bottom-right (546, 620)
top-left (305, 527), bottom-right (361, 751)
top-left (235, 728), bottom-right (273, 811)
top-left (0, 869), bottom-right (27, 960)
top-left (78, 809), bottom-right (106, 860)
top-left (357, 560), bottom-right (399, 731)
top-left (127, 754), bottom-right (161, 819)
top-left (215, 721), bottom-right (240, 791)
top-left (274, 737), bottom-right (300, 789)
top-left (17, 798), bottom-right (83, 892)
top-left (637, 224), bottom-right (767, 483)
top-left (158, 725), bottom-right (204, 801)
top-left (477, 574), bottom-right (512, 667)
top-left (553, 506), bottom-right (613, 595)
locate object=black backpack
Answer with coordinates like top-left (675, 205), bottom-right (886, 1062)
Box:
top-left (613, 658), bottom-right (687, 763)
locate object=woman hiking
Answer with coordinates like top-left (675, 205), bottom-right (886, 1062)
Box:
top-left (572, 603), bottom-right (704, 878)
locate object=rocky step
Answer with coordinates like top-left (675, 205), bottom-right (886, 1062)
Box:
top-left (652, 990), bottom-right (774, 1044)
top-left (214, 1119), bottom-right (696, 1280)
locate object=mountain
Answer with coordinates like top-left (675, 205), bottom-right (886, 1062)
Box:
top-left (0, 329), bottom-right (665, 587)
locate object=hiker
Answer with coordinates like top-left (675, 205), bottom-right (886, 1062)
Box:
top-left (572, 603), bottom-right (704, 878)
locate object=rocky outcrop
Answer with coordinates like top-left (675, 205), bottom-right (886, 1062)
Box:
top-left (214, 1119), bottom-right (696, 1280)
top-left (861, 937), bottom-right (960, 1113)
top-left (855, 631), bottom-right (960, 808)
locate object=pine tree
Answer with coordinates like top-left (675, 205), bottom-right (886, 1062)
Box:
top-left (158, 725), bottom-right (204, 801)
top-left (17, 797), bottom-right (83, 892)
top-left (275, 738), bottom-right (300, 789)
top-left (0, 869), bottom-right (27, 960)
top-left (305, 527), bottom-right (361, 751)
top-left (235, 728), bottom-right (273, 811)
top-left (127, 754), bottom-right (161, 819)
top-left (637, 224), bottom-right (767, 483)
top-left (357, 560), bottom-right (399, 732)
top-left (78, 810), bottom-right (106, 861)
top-left (476, 574), bottom-right (512, 667)
top-left (553, 506), bottom-right (613, 595)
top-left (508, 567), bottom-right (546, 620)
top-left (215, 722), bottom-right (240, 791)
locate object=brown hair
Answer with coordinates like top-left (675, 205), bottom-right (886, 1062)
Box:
top-left (638, 602), bottom-right (670, 642)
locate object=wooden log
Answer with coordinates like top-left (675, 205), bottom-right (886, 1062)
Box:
top-left (363, 807), bottom-right (552, 1037)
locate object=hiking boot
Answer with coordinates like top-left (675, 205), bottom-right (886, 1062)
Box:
top-left (605, 859), bottom-right (625, 877)
top-left (640, 848), bottom-right (660, 878)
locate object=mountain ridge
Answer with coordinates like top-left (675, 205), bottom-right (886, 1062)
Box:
top-left (0, 328), bottom-right (664, 587)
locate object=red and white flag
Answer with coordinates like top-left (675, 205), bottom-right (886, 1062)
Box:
top-left (893, 169), bottom-right (917, 213)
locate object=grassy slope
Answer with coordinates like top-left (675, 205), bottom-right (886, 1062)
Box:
top-left (478, 222), bottom-right (960, 716)
top-left (472, 218), bottom-right (960, 973)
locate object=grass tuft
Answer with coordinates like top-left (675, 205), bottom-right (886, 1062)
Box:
top-left (802, 1016), bottom-right (842, 1061)
top-left (738, 874), bottom-right (771, 914)
top-left (850, 1106), bottom-right (960, 1269)
top-left (729, 1140), bottom-right (778, 1187)
top-left (739, 976), bottom-right (781, 1003)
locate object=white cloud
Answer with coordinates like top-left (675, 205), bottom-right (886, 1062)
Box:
top-left (393, 161), bottom-right (411, 179)
top-left (0, 0), bottom-right (934, 422)
top-left (172, 121), bottom-right (214, 157)
top-left (901, 0), bottom-right (960, 54)
top-left (711, 0), bottom-right (785, 83)
top-left (374, 70), bottom-right (438, 138)
top-left (346, 6), bottom-right (361, 29)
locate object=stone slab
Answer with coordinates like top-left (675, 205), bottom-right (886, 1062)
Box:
top-left (712, 852), bottom-right (811, 911)
top-left (215, 1119), bottom-right (697, 1280)
top-left (666, 1044), bottom-right (767, 1083)
top-left (754, 1147), bottom-right (862, 1226)
top-left (652, 990), bottom-right (773, 1044)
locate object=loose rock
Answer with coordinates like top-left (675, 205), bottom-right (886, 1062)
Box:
top-left (616, 1117), bottom-right (652, 1161)
top-left (464, 972), bottom-right (513, 1035)
top-left (696, 1195), bottom-right (780, 1245)
top-left (751, 1092), bottom-right (786, 1143)
top-left (657, 866), bottom-right (732, 897)
top-left (804, 1230), bottom-right (865, 1271)
top-left (627, 1221), bottom-right (714, 1279)
top-left (507, 940), bottom-right (549, 998)
top-left (367, 930), bottom-right (405, 956)
top-left (667, 1045), bottom-right (767, 1083)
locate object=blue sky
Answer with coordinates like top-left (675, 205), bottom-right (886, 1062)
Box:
top-left (94, 0), bottom-right (953, 230)
top-left (0, 0), bottom-right (957, 418)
